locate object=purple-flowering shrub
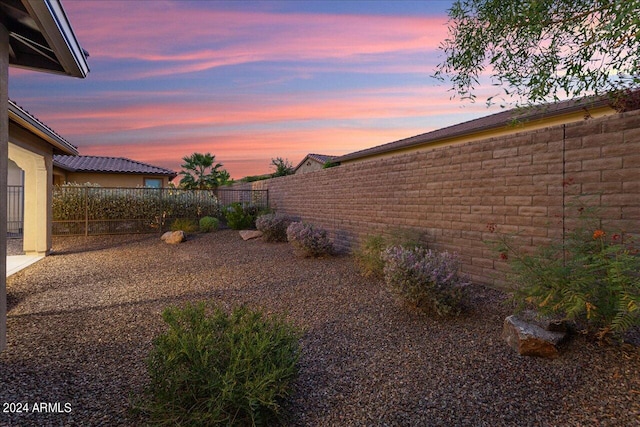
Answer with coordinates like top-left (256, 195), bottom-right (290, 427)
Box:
top-left (286, 222), bottom-right (333, 257)
top-left (382, 246), bottom-right (469, 316)
top-left (256, 213), bottom-right (293, 242)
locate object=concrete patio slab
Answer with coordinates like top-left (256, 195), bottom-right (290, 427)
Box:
top-left (6, 255), bottom-right (44, 277)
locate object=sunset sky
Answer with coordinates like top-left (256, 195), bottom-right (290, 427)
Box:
top-left (9, 0), bottom-right (504, 179)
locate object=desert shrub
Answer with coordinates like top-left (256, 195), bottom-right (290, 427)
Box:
top-left (256, 213), bottom-right (293, 242)
top-left (354, 231), bottom-right (424, 278)
top-left (286, 222), bottom-right (333, 257)
top-left (225, 202), bottom-right (260, 230)
top-left (490, 204), bottom-right (640, 338)
top-left (382, 246), bottom-right (469, 316)
top-left (138, 302), bottom-right (301, 426)
top-left (199, 216), bottom-right (219, 232)
top-left (170, 218), bottom-right (198, 233)
top-left (354, 235), bottom-right (387, 278)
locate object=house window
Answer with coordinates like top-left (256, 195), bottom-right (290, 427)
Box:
top-left (144, 178), bottom-right (163, 188)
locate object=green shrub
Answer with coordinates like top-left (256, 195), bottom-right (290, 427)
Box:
top-left (354, 230), bottom-right (425, 278)
top-left (52, 184), bottom-right (222, 231)
top-left (286, 222), bottom-right (333, 257)
top-left (139, 302), bottom-right (301, 426)
top-left (199, 216), bottom-right (219, 232)
top-left (490, 204), bottom-right (640, 338)
top-left (381, 246), bottom-right (469, 316)
top-left (225, 202), bottom-right (260, 230)
top-left (170, 218), bottom-right (198, 233)
top-left (256, 213), bottom-right (293, 242)
top-left (354, 235), bottom-right (387, 278)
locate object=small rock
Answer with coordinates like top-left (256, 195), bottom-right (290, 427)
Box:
top-left (239, 230), bottom-right (263, 240)
top-left (161, 230), bottom-right (185, 244)
top-left (502, 314), bottom-right (566, 358)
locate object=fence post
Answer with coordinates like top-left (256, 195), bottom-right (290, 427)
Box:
top-left (159, 188), bottom-right (164, 233)
top-left (84, 186), bottom-right (89, 237)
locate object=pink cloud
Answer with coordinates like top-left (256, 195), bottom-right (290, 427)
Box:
top-left (78, 125), bottom-right (425, 179)
top-left (63, 1), bottom-right (448, 78)
top-left (40, 84), bottom-right (490, 139)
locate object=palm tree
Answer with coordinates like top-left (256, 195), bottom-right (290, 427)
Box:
top-left (178, 152), bottom-right (226, 190)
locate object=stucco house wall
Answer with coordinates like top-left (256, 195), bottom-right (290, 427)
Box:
top-left (53, 170), bottom-right (173, 188)
top-left (8, 120), bottom-right (59, 255)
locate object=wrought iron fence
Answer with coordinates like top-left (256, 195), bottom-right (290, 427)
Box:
top-left (7, 185), bottom-right (24, 237)
top-left (52, 186), bottom-right (269, 236)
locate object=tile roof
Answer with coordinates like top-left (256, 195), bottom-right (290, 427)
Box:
top-left (335, 93), bottom-right (613, 163)
top-left (53, 155), bottom-right (177, 178)
top-left (293, 153), bottom-right (337, 171)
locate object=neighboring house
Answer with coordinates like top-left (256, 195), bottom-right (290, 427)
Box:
top-left (335, 94), bottom-right (617, 164)
top-left (53, 155), bottom-right (177, 188)
top-left (1, 0), bottom-right (90, 350)
top-left (293, 153), bottom-right (337, 174)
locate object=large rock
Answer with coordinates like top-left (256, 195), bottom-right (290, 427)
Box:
top-left (161, 230), bottom-right (185, 244)
top-left (518, 310), bottom-right (570, 333)
top-left (502, 315), bottom-right (567, 358)
top-left (239, 230), bottom-right (263, 241)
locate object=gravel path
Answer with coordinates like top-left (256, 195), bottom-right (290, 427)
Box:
top-left (1, 230), bottom-right (639, 426)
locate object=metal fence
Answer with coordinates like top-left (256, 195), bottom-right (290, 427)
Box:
top-left (7, 185), bottom-right (24, 237)
top-left (52, 186), bottom-right (269, 236)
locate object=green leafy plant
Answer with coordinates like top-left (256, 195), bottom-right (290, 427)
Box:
top-left (137, 302), bottom-right (301, 426)
top-left (256, 213), bottom-right (293, 242)
top-left (170, 218), bottom-right (198, 233)
top-left (178, 152), bottom-right (229, 189)
top-left (435, 0), bottom-right (640, 105)
top-left (199, 216), bottom-right (219, 232)
top-left (224, 202), bottom-right (260, 230)
top-left (489, 205), bottom-right (640, 338)
top-left (354, 231), bottom-right (425, 278)
top-left (354, 235), bottom-right (387, 278)
top-left (270, 157), bottom-right (294, 177)
top-left (381, 246), bottom-right (469, 316)
top-left (52, 184), bottom-right (222, 234)
top-left (286, 222), bottom-right (333, 257)
top-left (322, 160), bottom-right (339, 169)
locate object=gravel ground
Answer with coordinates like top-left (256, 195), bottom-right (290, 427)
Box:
top-left (1, 230), bottom-right (639, 426)
top-left (6, 239), bottom-right (23, 256)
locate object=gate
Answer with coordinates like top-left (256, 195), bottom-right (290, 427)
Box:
top-left (7, 185), bottom-right (24, 238)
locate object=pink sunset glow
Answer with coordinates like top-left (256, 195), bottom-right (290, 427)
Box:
top-left (9, 1), bottom-right (503, 179)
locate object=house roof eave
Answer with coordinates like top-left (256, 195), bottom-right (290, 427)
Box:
top-left (6, 0), bottom-right (89, 78)
top-left (9, 99), bottom-right (78, 155)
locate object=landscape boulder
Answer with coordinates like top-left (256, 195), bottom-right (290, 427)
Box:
top-left (502, 314), bottom-right (567, 358)
top-left (239, 230), bottom-right (263, 241)
top-left (161, 230), bottom-right (185, 244)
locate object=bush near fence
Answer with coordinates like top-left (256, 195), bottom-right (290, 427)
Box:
top-left (52, 185), bottom-right (268, 236)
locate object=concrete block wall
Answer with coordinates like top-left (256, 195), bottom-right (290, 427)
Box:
top-left (232, 110), bottom-right (640, 288)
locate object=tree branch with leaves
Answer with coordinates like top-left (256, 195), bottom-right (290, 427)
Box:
top-left (434, 0), bottom-right (640, 106)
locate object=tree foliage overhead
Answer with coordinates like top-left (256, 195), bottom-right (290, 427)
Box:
top-left (434, 0), bottom-right (640, 105)
top-left (178, 152), bottom-right (229, 190)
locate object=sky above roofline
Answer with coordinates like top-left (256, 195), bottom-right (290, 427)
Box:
top-left (8, 0), bottom-right (505, 179)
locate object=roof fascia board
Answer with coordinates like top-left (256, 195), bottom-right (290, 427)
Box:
top-left (20, 0), bottom-right (89, 78)
top-left (9, 100), bottom-right (78, 155)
